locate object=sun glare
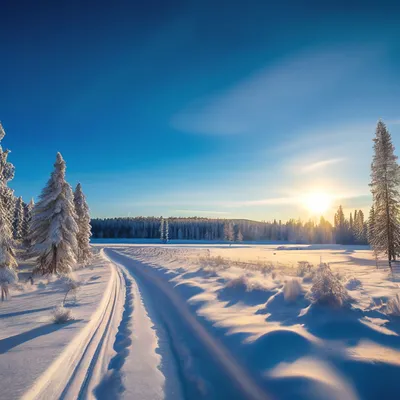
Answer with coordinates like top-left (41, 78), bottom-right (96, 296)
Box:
top-left (303, 192), bottom-right (332, 215)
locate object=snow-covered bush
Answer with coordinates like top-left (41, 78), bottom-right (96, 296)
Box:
top-left (52, 305), bottom-right (73, 324)
top-left (386, 294), bottom-right (400, 316)
top-left (345, 277), bottom-right (362, 291)
top-left (283, 279), bottom-right (303, 303)
top-left (62, 277), bottom-right (81, 305)
top-left (297, 261), bottom-right (313, 277)
top-left (308, 263), bottom-right (350, 307)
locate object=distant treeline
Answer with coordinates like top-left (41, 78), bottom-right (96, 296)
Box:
top-left (91, 211), bottom-right (368, 245)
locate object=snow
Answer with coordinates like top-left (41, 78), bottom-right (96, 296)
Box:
top-left (92, 242), bottom-right (400, 399)
top-left (2, 242), bottom-right (400, 399)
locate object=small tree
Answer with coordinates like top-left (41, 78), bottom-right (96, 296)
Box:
top-left (369, 120), bottom-right (400, 270)
top-left (13, 196), bottom-right (24, 240)
top-left (30, 153), bottom-right (78, 275)
top-left (74, 183), bottom-right (92, 265)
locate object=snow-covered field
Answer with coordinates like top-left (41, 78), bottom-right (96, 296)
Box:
top-left (2, 243), bottom-right (400, 399)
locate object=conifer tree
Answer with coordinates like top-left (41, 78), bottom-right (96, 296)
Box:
top-left (22, 198), bottom-right (34, 245)
top-left (165, 218), bottom-right (169, 242)
top-left (160, 217), bottom-right (165, 241)
top-left (74, 183), bottom-right (92, 265)
top-left (0, 200), bottom-right (18, 300)
top-left (0, 122), bottom-right (16, 231)
top-left (13, 196), bottom-right (24, 240)
top-left (30, 153), bottom-right (79, 275)
top-left (0, 123), bottom-right (17, 299)
top-left (224, 222), bottom-right (234, 242)
top-left (369, 120), bottom-right (400, 270)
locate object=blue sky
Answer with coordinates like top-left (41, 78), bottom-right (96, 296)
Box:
top-left (1, 1), bottom-right (399, 221)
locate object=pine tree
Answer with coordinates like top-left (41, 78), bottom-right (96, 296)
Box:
top-left (160, 217), bottom-right (165, 241)
top-left (30, 153), bottom-right (79, 275)
top-left (0, 194), bottom-right (18, 300)
top-left (22, 198), bottom-right (34, 245)
top-left (0, 122), bottom-right (16, 231)
top-left (74, 183), bottom-right (92, 265)
top-left (369, 120), bottom-right (400, 269)
top-left (13, 196), bottom-right (24, 240)
top-left (164, 218), bottom-right (169, 242)
top-left (224, 222), bottom-right (234, 242)
top-left (0, 123), bottom-right (17, 299)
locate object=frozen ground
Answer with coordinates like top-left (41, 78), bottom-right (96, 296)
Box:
top-left (1, 243), bottom-right (400, 399)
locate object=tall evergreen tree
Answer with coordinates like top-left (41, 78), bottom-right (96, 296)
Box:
top-left (224, 221), bottom-right (234, 242)
top-left (160, 217), bottom-right (165, 241)
top-left (74, 183), bottom-right (92, 265)
top-left (22, 198), bottom-right (34, 245)
top-left (0, 122), bottom-right (17, 300)
top-left (369, 120), bottom-right (400, 269)
top-left (0, 199), bottom-right (18, 300)
top-left (13, 196), bottom-right (24, 240)
top-left (30, 153), bottom-right (79, 275)
top-left (0, 122), bottom-right (16, 231)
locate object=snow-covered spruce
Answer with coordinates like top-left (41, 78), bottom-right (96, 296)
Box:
top-left (0, 200), bottom-right (18, 300)
top-left (0, 122), bottom-right (16, 232)
top-left (13, 196), bottom-right (24, 240)
top-left (0, 123), bottom-right (18, 300)
top-left (369, 120), bottom-right (400, 269)
top-left (73, 183), bottom-right (92, 265)
top-left (30, 153), bottom-right (79, 275)
top-left (22, 198), bottom-right (34, 246)
top-left (308, 263), bottom-right (350, 308)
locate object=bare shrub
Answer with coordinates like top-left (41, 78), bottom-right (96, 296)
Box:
top-left (297, 261), bottom-right (313, 277)
top-left (62, 277), bottom-right (82, 305)
top-left (386, 294), bottom-right (400, 316)
top-left (283, 279), bottom-right (303, 303)
top-left (52, 305), bottom-right (73, 324)
top-left (308, 263), bottom-right (350, 307)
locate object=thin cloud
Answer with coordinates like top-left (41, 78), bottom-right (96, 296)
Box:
top-left (173, 209), bottom-right (230, 215)
top-left (301, 158), bottom-right (345, 173)
top-left (171, 46), bottom-right (381, 136)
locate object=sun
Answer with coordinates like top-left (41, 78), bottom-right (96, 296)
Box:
top-left (303, 192), bottom-right (332, 215)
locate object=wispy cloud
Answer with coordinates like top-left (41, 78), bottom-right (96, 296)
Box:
top-left (173, 209), bottom-right (230, 215)
top-left (301, 158), bottom-right (345, 173)
top-left (171, 46), bottom-right (381, 136)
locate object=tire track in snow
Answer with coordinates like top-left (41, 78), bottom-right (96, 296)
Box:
top-left (93, 269), bottom-right (134, 398)
top-left (22, 254), bottom-right (124, 400)
top-left (105, 248), bottom-right (270, 400)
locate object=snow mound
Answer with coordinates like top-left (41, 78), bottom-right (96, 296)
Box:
top-left (283, 279), bottom-right (303, 303)
top-left (346, 277), bottom-right (362, 291)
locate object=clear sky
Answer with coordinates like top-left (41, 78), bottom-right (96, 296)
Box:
top-left (1, 0), bottom-right (399, 221)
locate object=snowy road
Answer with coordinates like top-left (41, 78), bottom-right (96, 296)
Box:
top-left (101, 247), bottom-right (269, 400)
